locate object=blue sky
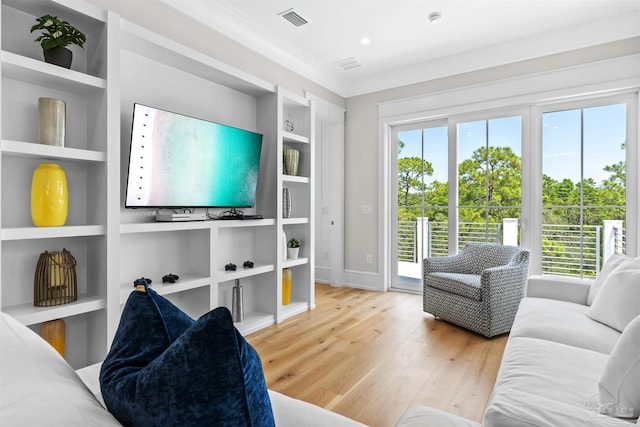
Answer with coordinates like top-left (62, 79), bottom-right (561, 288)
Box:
top-left (398, 103), bottom-right (626, 185)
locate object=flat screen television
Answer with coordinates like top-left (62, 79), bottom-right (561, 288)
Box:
top-left (125, 103), bottom-right (263, 209)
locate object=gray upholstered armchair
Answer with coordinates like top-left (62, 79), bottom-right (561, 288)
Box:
top-left (423, 243), bottom-right (530, 337)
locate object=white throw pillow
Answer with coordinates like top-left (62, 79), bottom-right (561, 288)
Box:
top-left (588, 253), bottom-right (627, 305)
top-left (598, 314), bottom-right (640, 418)
top-left (588, 257), bottom-right (640, 332)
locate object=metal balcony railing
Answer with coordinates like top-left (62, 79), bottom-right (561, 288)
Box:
top-left (398, 219), bottom-right (625, 279)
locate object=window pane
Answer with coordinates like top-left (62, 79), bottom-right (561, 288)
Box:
top-left (583, 104), bottom-right (626, 204)
top-left (487, 116), bottom-right (522, 208)
top-left (542, 110), bottom-right (581, 206)
top-left (457, 116), bottom-right (522, 248)
top-left (541, 103), bottom-right (626, 278)
top-left (458, 120), bottom-right (487, 208)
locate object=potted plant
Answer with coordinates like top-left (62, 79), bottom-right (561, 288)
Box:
top-left (31, 15), bottom-right (86, 69)
top-left (287, 238), bottom-right (300, 259)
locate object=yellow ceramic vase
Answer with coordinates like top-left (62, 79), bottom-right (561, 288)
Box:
top-left (40, 319), bottom-right (66, 357)
top-left (282, 268), bottom-right (292, 305)
top-left (31, 163), bottom-right (68, 226)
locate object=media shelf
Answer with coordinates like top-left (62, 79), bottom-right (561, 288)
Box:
top-left (119, 276), bottom-right (211, 304)
top-left (218, 263), bottom-right (275, 281)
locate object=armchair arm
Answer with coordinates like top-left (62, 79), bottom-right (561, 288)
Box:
top-left (480, 263), bottom-right (529, 297)
top-left (526, 275), bottom-right (591, 305)
top-left (423, 252), bottom-right (468, 274)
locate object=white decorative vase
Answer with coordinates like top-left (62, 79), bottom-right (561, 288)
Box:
top-left (38, 98), bottom-right (66, 147)
top-left (287, 247), bottom-right (299, 259)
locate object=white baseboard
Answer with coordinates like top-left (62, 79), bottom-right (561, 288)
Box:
top-left (314, 267), bottom-right (384, 291)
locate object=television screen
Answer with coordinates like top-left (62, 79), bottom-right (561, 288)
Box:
top-left (125, 104), bottom-right (263, 208)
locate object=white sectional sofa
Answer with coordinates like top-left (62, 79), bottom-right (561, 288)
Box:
top-left (0, 311), bottom-right (365, 427)
top-left (483, 272), bottom-right (639, 426)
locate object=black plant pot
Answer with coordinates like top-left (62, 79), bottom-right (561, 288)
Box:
top-left (43, 46), bottom-right (72, 69)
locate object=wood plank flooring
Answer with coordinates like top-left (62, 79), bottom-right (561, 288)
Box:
top-left (247, 283), bottom-right (508, 426)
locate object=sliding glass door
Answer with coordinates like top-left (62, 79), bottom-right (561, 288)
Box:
top-left (391, 112), bottom-right (523, 291)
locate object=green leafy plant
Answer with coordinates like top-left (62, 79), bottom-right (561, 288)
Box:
top-left (31, 15), bottom-right (86, 50)
top-left (287, 238), bottom-right (300, 248)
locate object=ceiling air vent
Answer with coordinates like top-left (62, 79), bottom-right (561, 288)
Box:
top-left (334, 57), bottom-right (362, 71)
top-left (278, 8), bottom-right (308, 27)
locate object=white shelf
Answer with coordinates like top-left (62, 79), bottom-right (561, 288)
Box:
top-left (1, 140), bottom-right (106, 163)
top-left (212, 218), bottom-right (276, 228)
top-left (283, 257), bottom-right (309, 268)
top-left (283, 131), bottom-right (310, 144)
top-left (120, 218), bottom-right (275, 234)
top-left (235, 311), bottom-right (276, 336)
top-left (4, 295), bottom-right (106, 326)
top-left (218, 264), bottom-right (275, 282)
top-left (283, 217), bottom-right (310, 225)
top-left (1, 51), bottom-right (106, 94)
top-left (281, 301), bottom-right (310, 321)
top-left (1, 225), bottom-right (105, 240)
top-left (119, 276), bottom-right (211, 304)
top-left (283, 175), bottom-right (310, 184)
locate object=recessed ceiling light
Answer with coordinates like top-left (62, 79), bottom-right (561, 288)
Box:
top-left (429, 12), bottom-right (443, 24)
top-left (360, 36), bottom-right (371, 46)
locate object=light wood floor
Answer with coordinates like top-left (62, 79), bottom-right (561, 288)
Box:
top-left (247, 283), bottom-right (508, 426)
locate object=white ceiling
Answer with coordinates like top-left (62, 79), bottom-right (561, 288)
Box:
top-left (164, 0), bottom-right (640, 97)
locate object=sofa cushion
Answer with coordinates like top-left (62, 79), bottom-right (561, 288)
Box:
top-left (483, 336), bottom-right (628, 427)
top-left (427, 273), bottom-right (482, 301)
top-left (587, 254), bottom-right (627, 305)
top-left (0, 312), bottom-right (120, 426)
top-left (100, 286), bottom-right (274, 427)
top-left (510, 297), bottom-right (620, 354)
top-left (589, 257), bottom-right (640, 332)
top-left (396, 405), bottom-right (480, 427)
top-left (599, 314), bottom-right (640, 418)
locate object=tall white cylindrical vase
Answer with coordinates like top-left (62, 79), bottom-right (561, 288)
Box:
top-left (38, 98), bottom-right (66, 147)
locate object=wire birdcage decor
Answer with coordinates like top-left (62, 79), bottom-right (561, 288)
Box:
top-left (34, 249), bottom-right (77, 307)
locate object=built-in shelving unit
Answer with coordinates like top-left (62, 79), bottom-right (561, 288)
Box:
top-left (0, 0), bottom-right (316, 369)
top-left (0, 0), bottom-right (115, 369)
top-left (276, 88), bottom-right (315, 322)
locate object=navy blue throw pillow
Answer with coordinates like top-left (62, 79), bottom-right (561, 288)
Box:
top-left (100, 286), bottom-right (274, 427)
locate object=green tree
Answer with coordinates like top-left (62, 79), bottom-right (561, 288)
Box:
top-left (458, 146), bottom-right (522, 221)
top-left (397, 157), bottom-right (433, 208)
